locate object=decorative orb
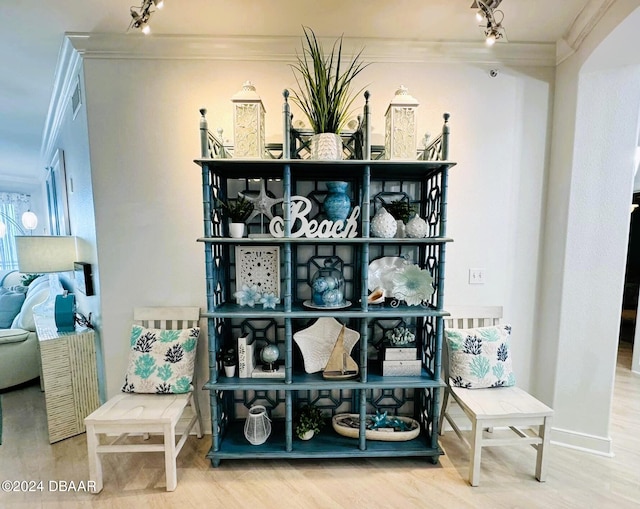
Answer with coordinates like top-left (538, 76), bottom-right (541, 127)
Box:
top-left (322, 289), bottom-right (342, 305)
top-left (312, 277), bottom-right (329, 293)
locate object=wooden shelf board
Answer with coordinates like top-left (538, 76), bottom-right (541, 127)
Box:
top-left (197, 237), bottom-right (454, 245)
top-left (204, 371), bottom-right (445, 391)
top-left (206, 420), bottom-right (442, 461)
top-left (202, 304), bottom-right (450, 319)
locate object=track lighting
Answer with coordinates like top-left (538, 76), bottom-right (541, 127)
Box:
top-left (129, 0), bottom-right (165, 34)
top-left (471, 0), bottom-right (507, 45)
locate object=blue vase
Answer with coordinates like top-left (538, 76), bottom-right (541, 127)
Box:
top-left (324, 181), bottom-right (351, 222)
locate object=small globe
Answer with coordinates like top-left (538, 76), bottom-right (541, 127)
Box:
top-left (260, 344), bottom-right (280, 364)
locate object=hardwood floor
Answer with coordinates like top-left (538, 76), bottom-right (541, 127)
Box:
top-left (1, 342), bottom-right (638, 509)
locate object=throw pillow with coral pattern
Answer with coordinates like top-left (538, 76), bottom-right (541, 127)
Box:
top-left (122, 325), bottom-right (199, 394)
top-left (444, 324), bottom-right (515, 389)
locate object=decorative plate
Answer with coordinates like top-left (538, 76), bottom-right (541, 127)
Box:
top-left (293, 317), bottom-right (360, 373)
top-left (302, 300), bottom-right (352, 310)
top-left (368, 256), bottom-right (409, 293)
top-left (332, 414), bottom-right (420, 442)
top-left (390, 264), bottom-right (434, 306)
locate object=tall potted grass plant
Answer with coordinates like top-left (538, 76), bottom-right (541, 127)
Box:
top-left (290, 26), bottom-right (369, 160)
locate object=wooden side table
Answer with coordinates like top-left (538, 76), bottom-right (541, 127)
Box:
top-left (35, 316), bottom-right (100, 443)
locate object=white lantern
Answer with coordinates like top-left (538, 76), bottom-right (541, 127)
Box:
top-left (231, 81), bottom-right (266, 159)
top-left (384, 85), bottom-right (419, 160)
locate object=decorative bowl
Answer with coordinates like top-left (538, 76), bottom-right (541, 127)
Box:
top-left (332, 413), bottom-right (420, 442)
top-left (368, 256), bottom-right (409, 293)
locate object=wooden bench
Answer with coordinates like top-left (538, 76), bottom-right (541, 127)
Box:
top-left (85, 307), bottom-right (203, 492)
top-left (440, 306), bottom-right (553, 486)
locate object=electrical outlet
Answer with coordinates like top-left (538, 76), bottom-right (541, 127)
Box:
top-left (468, 268), bottom-right (486, 285)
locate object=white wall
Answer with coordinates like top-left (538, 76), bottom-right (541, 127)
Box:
top-left (53, 67), bottom-right (104, 397)
top-left (537, 3), bottom-right (640, 454)
top-left (74, 40), bottom-right (553, 430)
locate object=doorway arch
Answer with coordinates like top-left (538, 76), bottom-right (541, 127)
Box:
top-left (537, 6), bottom-right (640, 454)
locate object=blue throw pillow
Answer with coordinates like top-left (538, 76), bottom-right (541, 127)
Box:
top-left (0, 288), bottom-right (26, 328)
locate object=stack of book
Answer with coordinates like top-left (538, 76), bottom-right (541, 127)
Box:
top-left (237, 333), bottom-right (256, 378)
top-left (238, 333), bottom-right (285, 379)
top-left (382, 341), bottom-right (422, 376)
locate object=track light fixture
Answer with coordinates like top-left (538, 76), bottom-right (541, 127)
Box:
top-left (128, 0), bottom-right (164, 34)
top-left (471, 0), bottom-right (506, 46)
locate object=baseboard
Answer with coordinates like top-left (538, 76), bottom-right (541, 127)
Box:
top-left (441, 403), bottom-right (614, 457)
top-left (549, 426), bottom-right (614, 457)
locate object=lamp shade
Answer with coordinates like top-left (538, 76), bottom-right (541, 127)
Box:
top-left (21, 211), bottom-right (38, 230)
top-left (15, 236), bottom-right (77, 273)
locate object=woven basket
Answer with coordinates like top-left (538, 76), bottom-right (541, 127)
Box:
top-left (332, 413), bottom-right (420, 442)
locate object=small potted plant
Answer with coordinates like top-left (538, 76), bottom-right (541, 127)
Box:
top-left (217, 196), bottom-right (254, 238)
top-left (294, 404), bottom-right (325, 440)
top-left (290, 26), bottom-right (369, 160)
top-left (386, 200), bottom-right (416, 238)
top-left (222, 347), bottom-right (237, 377)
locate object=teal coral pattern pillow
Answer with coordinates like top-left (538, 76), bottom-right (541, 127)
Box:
top-left (122, 325), bottom-right (199, 394)
top-left (445, 324), bottom-right (515, 389)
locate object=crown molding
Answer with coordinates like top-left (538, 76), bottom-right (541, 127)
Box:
top-left (557, 0), bottom-right (615, 64)
top-left (0, 173), bottom-right (42, 188)
top-left (41, 37), bottom-right (83, 168)
top-left (66, 32), bottom-right (556, 67)
top-left (42, 32), bottom-right (555, 161)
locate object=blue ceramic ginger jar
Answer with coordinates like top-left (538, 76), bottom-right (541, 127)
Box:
top-left (323, 181), bottom-right (351, 222)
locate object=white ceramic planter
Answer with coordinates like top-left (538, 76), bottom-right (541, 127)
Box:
top-left (298, 429), bottom-right (315, 440)
top-left (310, 133), bottom-right (343, 160)
top-left (229, 222), bottom-right (245, 238)
top-left (224, 365), bottom-right (236, 377)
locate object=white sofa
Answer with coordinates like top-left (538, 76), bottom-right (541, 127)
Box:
top-left (0, 271), bottom-right (51, 390)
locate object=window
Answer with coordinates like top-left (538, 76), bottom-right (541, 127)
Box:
top-left (0, 193), bottom-right (31, 271)
top-left (46, 149), bottom-right (70, 236)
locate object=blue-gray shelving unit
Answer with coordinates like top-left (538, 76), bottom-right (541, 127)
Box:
top-left (196, 94), bottom-right (454, 466)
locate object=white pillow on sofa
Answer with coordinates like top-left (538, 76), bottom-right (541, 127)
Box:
top-left (11, 279), bottom-right (50, 332)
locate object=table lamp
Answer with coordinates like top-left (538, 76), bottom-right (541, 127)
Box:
top-left (15, 235), bottom-right (78, 332)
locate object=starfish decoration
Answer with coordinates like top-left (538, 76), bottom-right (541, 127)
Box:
top-left (239, 179), bottom-right (283, 223)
